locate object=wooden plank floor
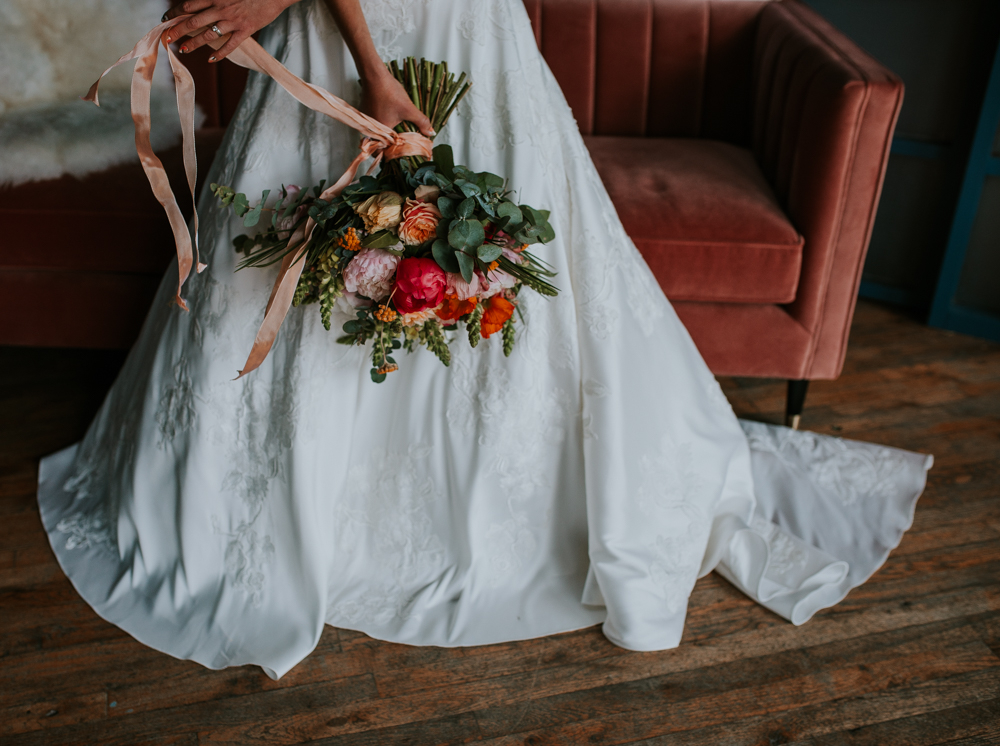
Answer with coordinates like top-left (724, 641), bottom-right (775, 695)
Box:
top-left (1, 300), bottom-right (998, 745)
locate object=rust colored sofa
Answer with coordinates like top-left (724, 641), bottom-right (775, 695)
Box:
top-left (0, 0), bottom-right (903, 424)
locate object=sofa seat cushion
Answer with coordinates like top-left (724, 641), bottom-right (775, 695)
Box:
top-left (584, 136), bottom-right (804, 304)
top-left (0, 128), bottom-right (227, 275)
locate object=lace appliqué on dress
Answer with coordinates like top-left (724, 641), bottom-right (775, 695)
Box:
top-left (637, 437), bottom-right (710, 613)
top-left (448, 334), bottom-right (569, 586)
top-left (459, 0), bottom-right (527, 46)
top-left (742, 420), bottom-right (905, 507)
top-left (360, 0), bottom-right (433, 61)
top-left (212, 514), bottom-right (276, 608)
top-left (749, 515), bottom-right (809, 585)
top-left (333, 443), bottom-right (446, 626)
top-left (56, 512), bottom-right (116, 554)
top-left (212, 372), bottom-right (299, 606)
top-left (156, 359), bottom-right (197, 446)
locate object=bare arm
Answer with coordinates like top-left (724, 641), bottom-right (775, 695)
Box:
top-left (164, 0), bottom-right (433, 135)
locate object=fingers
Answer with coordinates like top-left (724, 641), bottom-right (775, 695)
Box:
top-left (209, 29), bottom-right (247, 62)
top-left (412, 110), bottom-right (435, 138)
top-left (163, 0), bottom-right (212, 22)
top-left (167, 10), bottom-right (222, 51)
top-left (183, 24), bottom-right (229, 55)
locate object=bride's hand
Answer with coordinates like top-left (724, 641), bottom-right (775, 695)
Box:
top-left (163, 0), bottom-right (295, 62)
top-left (361, 70), bottom-right (435, 138)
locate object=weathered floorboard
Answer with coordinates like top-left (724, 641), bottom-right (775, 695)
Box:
top-left (1, 300), bottom-right (999, 745)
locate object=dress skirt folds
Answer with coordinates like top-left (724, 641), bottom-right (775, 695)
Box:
top-left (37, 0), bottom-right (931, 679)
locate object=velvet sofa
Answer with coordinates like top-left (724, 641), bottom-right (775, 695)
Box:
top-left (0, 0), bottom-right (903, 425)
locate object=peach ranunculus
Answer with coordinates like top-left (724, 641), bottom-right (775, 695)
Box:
top-left (354, 192), bottom-right (403, 232)
top-left (398, 198), bottom-right (442, 246)
top-left (480, 295), bottom-right (515, 338)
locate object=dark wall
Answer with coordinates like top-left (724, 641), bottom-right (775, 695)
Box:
top-left (803, 0), bottom-right (1000, 314)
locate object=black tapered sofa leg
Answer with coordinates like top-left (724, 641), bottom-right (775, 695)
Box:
top-left (785, 379), bottom-right (810, 430)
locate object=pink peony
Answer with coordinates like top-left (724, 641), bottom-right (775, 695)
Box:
top-left (393, 258), bottom-right (447, 314)
top-left (342, 247), bottom-right (400, 301)
top-left (398, 198), bottom-right (441, 246)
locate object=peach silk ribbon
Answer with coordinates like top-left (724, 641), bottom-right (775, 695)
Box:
top-left (84, 16), bottom-right (433, 378)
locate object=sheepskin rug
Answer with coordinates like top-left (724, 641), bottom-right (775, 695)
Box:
top-left (0, 0), bottom-right (198, 186)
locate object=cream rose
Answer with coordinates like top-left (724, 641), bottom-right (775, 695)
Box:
top-left (354, 192), bottom-right (403, 232)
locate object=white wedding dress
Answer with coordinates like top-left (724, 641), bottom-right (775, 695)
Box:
top-left (37, 0), bottom-right (932, 679)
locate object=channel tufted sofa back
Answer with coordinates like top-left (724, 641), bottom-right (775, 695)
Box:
top-left (521, 0), bottom-right (766, 144)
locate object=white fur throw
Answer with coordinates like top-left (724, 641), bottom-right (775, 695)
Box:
top-left (0, 0), bottom-right (199, 186)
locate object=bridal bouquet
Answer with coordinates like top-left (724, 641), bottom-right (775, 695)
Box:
top-left (212, 59), bottom-right (557, 382)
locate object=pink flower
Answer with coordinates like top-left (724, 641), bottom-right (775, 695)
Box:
top-left (393, 257), bottom-right (447, 314)
top-left (398, 198), bottom-right (442, 246)
top-left (342, 247), bottom-right (400, 301)
top-left (276, 185), bottom-right (307, 233)
top-left (480, 267), bottom-right (516, 298)
top-left (446, 272), bottom-right (479, 301)
top-left (445, 268), bottom-right (516, 301)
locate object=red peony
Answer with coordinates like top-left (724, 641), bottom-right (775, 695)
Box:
top-left (392, 258), bottom-right (447, 314)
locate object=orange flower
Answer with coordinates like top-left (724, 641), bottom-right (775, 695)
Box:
top-left (398, 198), bottom-right (442, 246)
top-left (480, 295), bottom-right (515, 338)
top-left (436, 294), bottom-right (478, 321)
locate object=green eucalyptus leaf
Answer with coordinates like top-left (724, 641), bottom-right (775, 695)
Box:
top-left (475, 194), bottom-right (497, 218)
top-left (430, 172), bottom-right (452, 189)
top-left (456, 250), bottom-right (475, 283)
top-left (537, 222), bottom-right (556, 243)
top-left (457, 197), bottom-right (476, 219)
top-left (233, 192), bottom-right (250, 217)
top-left (243, 189), bottom-right (270, 227)
top-left (477, 243), bottom-right (502, 262)
top-left (361, 229), bottom-right (400, 249)
top-left (448, 219), bottom-right (486, 251)
top-left (432, 144), bottom-right (455, 179)
top-left (497, 201), bottom-right (522, 225)
top-left (521, 205), bottom-right (545, 226)
top-left (432, 239), bottom-right (461, 272)
top-left (437, 195), bottom-right (456, 219)
top-left (481, 172), bottom-right (504, 189)
top-left (454, 179), bottom-right (481, 198)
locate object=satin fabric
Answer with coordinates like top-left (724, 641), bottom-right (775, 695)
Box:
top-left (37, 0), bottom-right (930, 679)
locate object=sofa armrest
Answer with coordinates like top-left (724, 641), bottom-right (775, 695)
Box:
top-left (753, 0), bottom-right (903, 379)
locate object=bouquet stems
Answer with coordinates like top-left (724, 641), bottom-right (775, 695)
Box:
top-left (388, 57), bottom-right (472, 146)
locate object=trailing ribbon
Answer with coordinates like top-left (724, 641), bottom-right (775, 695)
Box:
top-left (84, 17), bottom-right (203, 311)
top-left (84, 17), bottom-right (433, 377)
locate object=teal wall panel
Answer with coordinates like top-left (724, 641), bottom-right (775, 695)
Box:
top-left (803, 0), bottom-right (1000, 320)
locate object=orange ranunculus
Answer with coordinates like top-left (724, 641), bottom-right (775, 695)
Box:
top-left (480, 295), bottom-right (515, 338)
top-left (436, 294), bottom-right (478, 322)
